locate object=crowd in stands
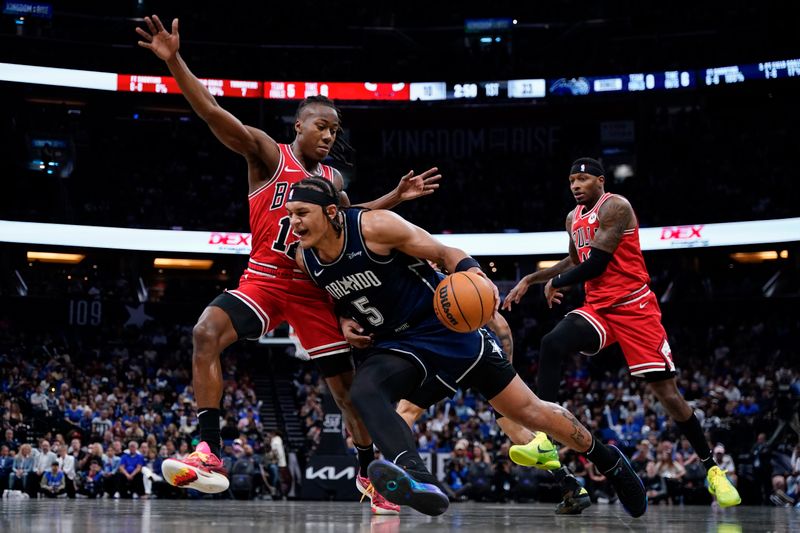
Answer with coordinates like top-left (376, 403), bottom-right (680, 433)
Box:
top-left (0, 310), bottom-right (797, 505)
top-left (0, 321), bottom-right (290, 500)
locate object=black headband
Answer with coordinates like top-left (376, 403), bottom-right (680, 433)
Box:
top-left (287, 185), bottom-right (338, 206)
top-left (569, 158), bottom-right (604, 177)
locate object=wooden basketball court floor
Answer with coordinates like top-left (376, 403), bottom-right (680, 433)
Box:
top-left (1, 500), bottom-right (795, 532)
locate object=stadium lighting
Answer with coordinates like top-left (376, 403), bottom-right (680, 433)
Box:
top-left (153, 258), bottom-right (214, 270)
top-left (26, 251), bottom-right (85, 264)
top-left (729, 251), bottom-right (779, 263)
top-left (537, 260), bottom-right (561, 269)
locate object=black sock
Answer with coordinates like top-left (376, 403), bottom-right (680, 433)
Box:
top-left (700, 455), bottom-right (717, 472)
top-left (355, 443), bottom-right (375, 476)
top-left (552, 466), bottom-right (581, 494)
top-left (675, 413), bottom-right (715, 472)
top-left (197, 407), bottom-right (221, 457)
top-left (583, 437), bottom-right (618, 473)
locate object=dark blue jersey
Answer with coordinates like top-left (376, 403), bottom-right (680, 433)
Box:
top-left (303, 208), bottom-right (484, 367)
top-left (303, 208), bottom-right (443, 336)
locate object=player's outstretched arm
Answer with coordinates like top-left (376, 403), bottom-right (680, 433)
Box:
top-left (361, 210), bottom-right (499, 309)
top-left (136, 15), bottom-right (279, 166)
top-left (355, 168), bottom-right (442, 210)
top-left (502, 211), bottom-right (578, 310)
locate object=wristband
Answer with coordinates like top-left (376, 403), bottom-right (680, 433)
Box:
top-left (454, 257), bottom-right (481, 272)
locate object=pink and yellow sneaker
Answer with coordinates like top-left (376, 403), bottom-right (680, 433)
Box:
top-left (161, 441), bottom-right (229, 493)
top-left (357, 473), bottom-right (401, 515)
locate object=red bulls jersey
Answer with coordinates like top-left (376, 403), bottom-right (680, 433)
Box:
top-left (246, 143), bottom-right (336, 278)
top-left (570, 192), bottom-right (651, 309)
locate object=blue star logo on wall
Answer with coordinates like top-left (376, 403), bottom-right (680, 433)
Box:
top-left (124, 304), bottom-right (154, 327)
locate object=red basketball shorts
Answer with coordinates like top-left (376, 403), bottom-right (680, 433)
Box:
top-left (227, 274), bottom-right (349, 359)
top-left (568, 288), bottom-right (675, 377)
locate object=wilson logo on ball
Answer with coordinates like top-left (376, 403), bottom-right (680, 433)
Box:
top-left (433, 271), bottom-right (494, 333)
top-left (437, 285), bottom-right (459, 327)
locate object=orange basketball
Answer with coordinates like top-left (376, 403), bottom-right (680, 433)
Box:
top-left (433, 271), bottom-right (495, 333)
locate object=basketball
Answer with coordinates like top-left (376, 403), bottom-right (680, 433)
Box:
top-left (433, 271), bottom-right (495, 333)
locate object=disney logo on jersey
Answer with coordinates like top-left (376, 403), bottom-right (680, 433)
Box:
top-left (324, 270), bottom-right (383, 299)
top-left (346, 251), bottom-right (363, 260)
top-left (208, 232), bottom-right (252, 253)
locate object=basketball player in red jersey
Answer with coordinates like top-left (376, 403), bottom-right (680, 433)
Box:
top-left (503, 158), bottom-right (741, 510)
top-left (136, 15), bottom-right (439, 512)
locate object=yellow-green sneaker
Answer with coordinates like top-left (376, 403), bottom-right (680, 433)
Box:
top-left (707, 466), bottom-right (741, 508)
top-left (555, 486), bottom-right (591, 515)
top-left (509, 432), bottom-right (561, 470)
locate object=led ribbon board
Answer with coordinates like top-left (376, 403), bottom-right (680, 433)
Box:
top-left (2, 218), bottom-right (798, 256)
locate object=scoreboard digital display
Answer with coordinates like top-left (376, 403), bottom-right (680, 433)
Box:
top-left (704, 58), bottom-right (800, 85)
top-left (263, 81), bottom-right (408, 101)
top-left (117, 74), bottom-right (262, 98)
top-left (409, 79), bottom-right (546, 101)
top-left (549, 71), bottom-right (695, 96)
top-left (3, 55), bottom-right (798, 103)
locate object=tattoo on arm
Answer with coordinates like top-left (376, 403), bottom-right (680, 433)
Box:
top-left (592, 198), bottom-right (634, 254)
top-left (497, 333), bottom-right (513, 359)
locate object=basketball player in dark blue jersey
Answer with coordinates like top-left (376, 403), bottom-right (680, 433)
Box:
top-left (286, 176), bottom-right (647, 518)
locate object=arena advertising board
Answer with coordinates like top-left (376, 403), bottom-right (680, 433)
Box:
top-left (1, 218), bottom-right (797, 256)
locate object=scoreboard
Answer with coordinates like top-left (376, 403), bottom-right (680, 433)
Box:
top-left (2, 56), bottom-right (798, 103)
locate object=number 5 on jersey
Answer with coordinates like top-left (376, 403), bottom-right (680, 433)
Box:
top-left (353, 296), bottom-right (384, 326)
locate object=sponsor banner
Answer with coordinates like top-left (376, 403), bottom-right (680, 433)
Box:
top-left (317, 392), bottom-right (347, 455)
top-left (1, 218), bottom-right (798, 256)
top-left (301, 455), bottom-right (359, 500)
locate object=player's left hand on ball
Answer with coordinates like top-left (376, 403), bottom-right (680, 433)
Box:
top-left (340, 317), bottom-right (373, 348)
top-left (396, 167), bottom-right (441, 201)
top-left (544, 279), bottom-right (563, 308)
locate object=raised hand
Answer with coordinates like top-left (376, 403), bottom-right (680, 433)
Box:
top-left (136, 15), bottom-right (180, 62)
top-left (543, 279), bottom-right (564, 309)
top-left (396, 167), bottom-right (442, 202)
top-left (501, 277), bottom-right (532, 311)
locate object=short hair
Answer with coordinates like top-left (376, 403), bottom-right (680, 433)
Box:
top-left (295, 95), bottom-right (341, 122)
top-left (294, 96), bottom-right (355, 167)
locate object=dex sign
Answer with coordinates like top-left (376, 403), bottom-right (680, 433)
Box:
top-left (660, 225), bottom-right (704, 240)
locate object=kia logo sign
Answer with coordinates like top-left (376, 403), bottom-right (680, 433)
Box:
top-left (660, 225), bottom-right (703, 240)
top-left (305, 465), bottom-right (356, 481)
top-left (208, 232), bottom-right (252, 246)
